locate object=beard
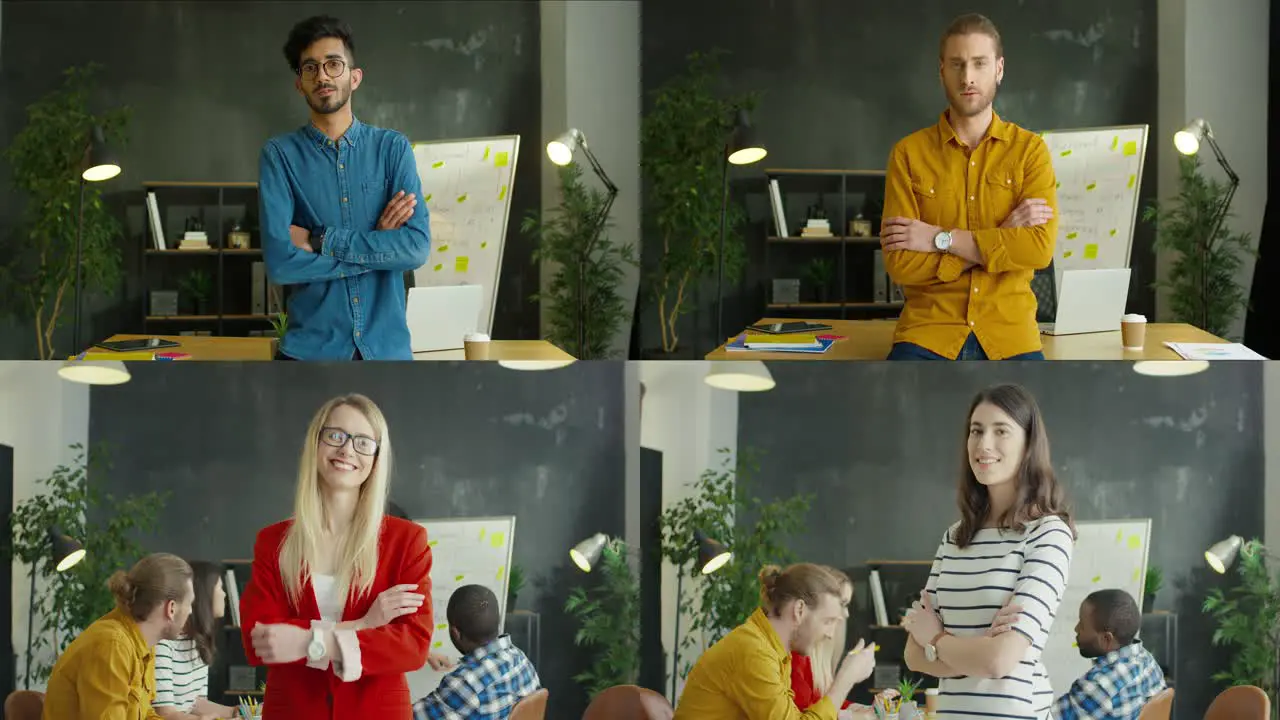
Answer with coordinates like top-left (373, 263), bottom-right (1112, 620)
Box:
top-left (307, 83), bottom-right (351, 115)
top-left (947, 82), bottom-right (997, 118)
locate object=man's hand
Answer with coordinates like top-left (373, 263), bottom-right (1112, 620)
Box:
top-left (880, 217), bottom-right (940, 253)
top-left (999, 198), bottom-right (1053, 229)
top-left (377, 191), bottom-right (417, 230)
top-left (426, 652), bottom-right (455, 671)
top-left (987, 601), bottom-right (1022, 637)
top-left (288, 225), bottom-right (314, 253)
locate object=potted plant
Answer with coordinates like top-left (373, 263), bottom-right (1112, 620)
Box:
top-left (2, 443), bottom-right (167, 684)
top-left (523, 161), bottom-right (636, 359)
top-left (179, 269), bottom-right (214, 316)
top-left (658, 447), bottom-right (813, 680)
top-left (896, 675), bottom-right (923, 718)
top-left (1142, 154), bottom-right (1255, 339)
top-left (1143, 565), bottom-right (1162, 611)
top-left (564, 537), bottom-right (641, 699)
top-left (1202, 538), bottom-right (1280, 711)
top-left (804, 259), bottom-right (836, 303)
top-left (0, 63), bottom-right (130, 359)
top-left (507, 564), bottom-right (525, 610)
top-left (269, 311), bottom-right (287, 340)
top-left (640, 49), bottom-right (757, 357)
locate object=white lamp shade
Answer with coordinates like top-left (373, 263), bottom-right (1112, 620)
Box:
top-left (1174, 118), bottom-right (1209, 156)
top-left (57, 360), bottom-right (131, 385)
top-left (1205, 535), bottom-right (1243, 573)
top-left (1132, 360), bottom-right (1210, 377)
top-left (83, 163), bottom-right (122, 182)
top-left (703, 361), bottom-right (775, 392)
top-left (728, 146), bottom-right (767, 165)
top-left (570, 533), bottom-right (608, 572)
top-left (546, 129), bottom-right (582, 167)
top-left (498, 359), bottom-right (576, 371)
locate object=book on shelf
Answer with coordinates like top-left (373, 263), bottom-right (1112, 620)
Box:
top-left (741, 333), bottom-right (822, 350)
top-left (768, 179), bottom-right (787, 236)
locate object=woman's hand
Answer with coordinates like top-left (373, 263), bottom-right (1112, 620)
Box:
top-left (250, 623), bottom-right (310, 664)
top-left (987, 600), bottom-right (1022, 636)
top-left (901, 590), bottom-right (944, 647)
top-left (835, 639), bottom-right (876, 686)
top-left (360, 583), bottom-right (426, 629)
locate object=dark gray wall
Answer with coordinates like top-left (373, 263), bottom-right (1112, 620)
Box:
top-left (737, 361), bottom-right (1263, 720)
top-left (0, 1), bottom-right (541, 359)
top-left (87, 361), bottom-right (626, 718)
top-left (639, 0), bottom-right (1159, 356)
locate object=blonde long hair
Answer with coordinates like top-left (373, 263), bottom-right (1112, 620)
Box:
top-left (809, 567), bottom-right (853, 695)
top-left (278, 394), bottom-right (392, 610)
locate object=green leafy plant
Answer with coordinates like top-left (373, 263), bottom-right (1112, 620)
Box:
top-left (658, 447), bottom-right (813, 679)
top-left (1202, 539), bottom-right (1280, 712)
top-left (1143, 565), bottom-right (1163, 608)
top-left (269, 311), bottom-right (287, 340)
top-left (3, 443), bottom-right (168, 684)
top-left (898, 674), bottom-right (922, 699)
top-left (524, 162), bottom-right (637, 359)
top-left (804, 258), bottom-right (836, 303)
top-left (507, 564), bottom-right (525, 609)
top-left (178, 269), bottom-right (213, 315)
top-left (1143, 154), bottom-right (1255, 339)
top-left (564, 537), bottom-right (641, 699)
top-left (641, 49), bottom-right (758, 354)
top-left (1, 63), bottom-right (131, 359)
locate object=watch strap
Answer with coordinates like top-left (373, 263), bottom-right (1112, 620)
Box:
top-left (310, 227), bottom-right (325, 253)
top-left (930, 630), bottom-right (949, 647)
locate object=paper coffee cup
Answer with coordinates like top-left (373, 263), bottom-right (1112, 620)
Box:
top-left (463, 332), bottom-right (491, 360)
top-left (924, 688), bottom-right (939, 714)
top-left (1120, 313), bottom-right (1147, 350)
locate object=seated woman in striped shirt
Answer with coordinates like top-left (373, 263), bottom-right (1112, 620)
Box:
top-left (154, 560), bottom-right (238, 719)
top-left (901, 383), bottom-right (1078, 720)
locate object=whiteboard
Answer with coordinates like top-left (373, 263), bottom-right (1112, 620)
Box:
top-left (1042, 519), bottom-right (1151, 697)
top-left (405, 515), bottom-right (516, 700)
top-left (411, 136), bottom-right (521, 335)
top-left (1039, 125), bottom-right (1148, 288)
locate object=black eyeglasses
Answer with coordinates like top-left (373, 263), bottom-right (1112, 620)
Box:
top-left (320, 426), bottom-right (378, 456)
top-left (300, 59), bottom-right (347, 81)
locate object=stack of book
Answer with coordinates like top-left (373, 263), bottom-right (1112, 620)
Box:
top-left (800, 218), bottom-right (832, 238)
top-left (723, 332), bottom-right (837, 354)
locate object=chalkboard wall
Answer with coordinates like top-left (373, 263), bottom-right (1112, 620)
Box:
top-left (0, 1), bottom-right (541, 359)
top-left (737, 361), bottom-right (1263, 720)
top-left (639, 0), bottom-right (1159, 355)
top-left (88, 361), bottom-right (626, 718)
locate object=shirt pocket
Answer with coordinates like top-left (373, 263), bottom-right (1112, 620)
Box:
top-left (910, 173), bottom-right (946, 225)
top-left (983, 167), bottom-right (1019, 224)
top-left (363, 176), bottom-right (391, 209)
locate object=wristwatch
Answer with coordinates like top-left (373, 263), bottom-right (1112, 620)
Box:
top-left (924, 631), bottom-right (949, 662)
top-left (933, 230), bottom-right (953, 253)
top-left (306, 627), bottom-right (327, 663)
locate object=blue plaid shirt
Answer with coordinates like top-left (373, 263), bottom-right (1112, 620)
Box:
top-left (412, 635), bottom-right (541, 720)
top-left (1051, 641), bottom-right (1167, 719)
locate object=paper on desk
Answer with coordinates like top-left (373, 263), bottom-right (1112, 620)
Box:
top-left (1163, 342), bottom-right (1267, 360)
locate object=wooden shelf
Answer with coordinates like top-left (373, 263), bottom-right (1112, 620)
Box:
top-left (146, 314), bottom-right (272, 322)
top-left (866, 559), bottom-right (932, 566)
top-left (764, 168), bottom-right (886, 177)
top-left (145, 249), bottom-right (262, 255)
top-left (144, 181), bottom-right (257, 189)
top-left (767, 302), bottom-right (903, 310)
top-left (767, 235), bottom-right (881, 244)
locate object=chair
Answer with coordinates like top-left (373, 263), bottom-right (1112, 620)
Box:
top-left (1203, 685), bottom-right (1270, 720)
top-left (4, 690), bottom-right (45, 720)
top-left (582, 684), bottom-right (674, 720)
top-left (510, 688), bottom-right (549, 720)
top-left (1136, 687), bottom-right (1174, 720)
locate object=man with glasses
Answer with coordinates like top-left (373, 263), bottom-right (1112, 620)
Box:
top-left (259, 15), bottom-right (431, 360)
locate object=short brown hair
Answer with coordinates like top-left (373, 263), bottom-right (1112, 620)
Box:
top-left (107, 553), bottom-right (193, 621)
top-left (940, 13), bottom-right (1003, 59)
top-left (758, 563), bottom-right (843, 616)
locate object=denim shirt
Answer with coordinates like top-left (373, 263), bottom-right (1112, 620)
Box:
top-left (258, 116), bottom-right (431, 360)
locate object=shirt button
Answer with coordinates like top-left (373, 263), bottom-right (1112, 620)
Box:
top-left (970, 321), bottom-right (975, 326)
top-left (970, 161), bottom-right (976, 166)
top-left (354, 331), bottom-right (361, 338)
top-left (969, 195), bottom-right (975, 200)
top-left (342, 197), bottom-right (348, 203)
top-left (339, 164), bottom-right (345, 169)
top-left (1006, 179), bottom-right (1011, 184)
top-left (973, 287), bottom-right (979, 293)
top-left (353, 297), bottom-right (359, 303)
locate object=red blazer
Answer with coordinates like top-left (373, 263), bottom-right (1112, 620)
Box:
top-left (790, 652), bottom-right (853, 711)
top-left (240, 516), bottom-right (433, 720)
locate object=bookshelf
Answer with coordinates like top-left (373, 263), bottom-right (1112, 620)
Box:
top-left (211, 559), bottom-right (265, 704)
top-left (140, 181), bottom-right (281, 338)
top-left (762, 169), bottom-right (904, 319)
top-left (859, 559), bottom-right (934, 703)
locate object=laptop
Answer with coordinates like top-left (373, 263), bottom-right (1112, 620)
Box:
top-left (406, 284), bottom-right (485, 352)
top-left (1039, 268), bottom-right (1132, 336)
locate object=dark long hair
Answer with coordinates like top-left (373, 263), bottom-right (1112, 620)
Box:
top-left (185, 561), bottom-right (224, 665)
top-left (953, 384), bottom-right (1076, 548)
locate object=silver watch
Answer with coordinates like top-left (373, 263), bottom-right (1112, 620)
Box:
top-left (924, 641), bottom-right (939, 662)
top-left (306, 627), bottom-right (326, 662)
top-left (933, 230), bottom-right (953, 253)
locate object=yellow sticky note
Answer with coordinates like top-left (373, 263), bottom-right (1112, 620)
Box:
top-left (425, 193), bottom-right (433, 202)
top-left (436, 623), bottom-right (448, 629)
top-left (481, 242), bottom-right (488, 249)
top-left (498, 185), bottom-right (508, 200)
top-left (1063, 251), bottom-right (1074, 259)
top-left (480, 529), bottom-right (486, 540)
top-left (432, 161), bottom-right (444, 169)
top-left (495, 151), bottom-right (510, 167)
top-left (1066, 232), bottom-right (1079, 240)
top-left (455, 256), bottom-right (469, 273)
top-left (1111, 136), bottom-right (1119, 150)
top-left (1084, 244), bottom-right (1099, 259)
top-left (1128, 535), bottom-right (1141, 549)
top-left (1123, 141), bottom-right (1138, 156)
top-left (497, 565), bottom-right (505, 580)
top-left (1055, 181), bottom-right (1061, 189)
top-left (483, 146), bottom-right (491, 160)
top-left (1109, 229), bottom-right (1117, 237)
top-left (1091, 574), bottom-right (1101, 583)
top-left (429, 540), bottom-right (439, 547)
top-left (1116, 529), bottom-right (1124, 542)
top-left (457, 193), bottom-right (468, 203)
top-left (1127, 175), bottom-right (1136, 189)
top-left (1086, 182), bottom-right (1097, 191)
top-left (1132, 568), bottom-right (1141, 581)
top-left (433, 641), bottom-right (443, 648)
top-left (1060, 149), bottom-right (1072, 157)
top-left (434, 263), bottom-right (443, 271)
top-left (490, 532), bottom-right (505, 548)
top-left (1071, 641), bottom-right (1079, 648)
top-left (438, 245), bottom-right (449, 253)
top-left (454, 574), bottom-right (464, 582)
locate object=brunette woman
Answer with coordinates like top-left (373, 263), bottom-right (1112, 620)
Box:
top-left (153, 561), bottom-right (237, 719)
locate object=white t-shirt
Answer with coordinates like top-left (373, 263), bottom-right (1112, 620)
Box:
top-left (312, 573), bottom-right (344, 621)
top-left (925, 515), bottom-right (1075, 720)
top-left (153, 635), bottom-right (210, 711)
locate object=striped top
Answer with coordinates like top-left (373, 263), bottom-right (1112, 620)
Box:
top-left (926, 515), bottom-right (1075, 720)
top-left (153, 635), bottom-right (210, 711)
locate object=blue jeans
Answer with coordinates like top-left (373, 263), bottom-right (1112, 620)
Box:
top-left (886, 333), bottom-right (1045, 361)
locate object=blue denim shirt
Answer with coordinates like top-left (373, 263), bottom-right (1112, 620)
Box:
top-left (259, 116), bottom-right (431, 360)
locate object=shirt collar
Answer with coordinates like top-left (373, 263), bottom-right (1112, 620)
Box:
top-left (747, 607), bottom-right (787, 661)
top-left (466, 633), bottom-right (514, 662)
top-left (303, 115), bottom-right (364, 150)
top-left (1094, 639), bottom-right (1146, 668)
top-left (107, 606), bottom-right (153, 664)
top-left (936, 108), bottom-right (1013, 148)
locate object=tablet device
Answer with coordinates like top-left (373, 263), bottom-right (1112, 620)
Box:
top-left (94, 338), bottom-right (181, 352)
top-left (746, 321), bottom-right (833, 335)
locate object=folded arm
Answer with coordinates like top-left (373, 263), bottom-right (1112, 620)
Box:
top-left (320, 133), bottom-right (431, 272)
top-left (239, 528), bottom-right (313, 667)
top-left (259, 142), bottom-right (371, 285)
top-left (351, 524), bottom-right (435, 678)
top-left (880, 143), bottom-right (976, 286)
top-left (906, 536), bottom-right (962, 678)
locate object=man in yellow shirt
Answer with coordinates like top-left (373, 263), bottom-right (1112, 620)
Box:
top-left (44, 553), bottom-right (196, 720)
top-left (880, 13), bottom-right (1059, 361)
top-left (674, 564), bottom-right (876, 720)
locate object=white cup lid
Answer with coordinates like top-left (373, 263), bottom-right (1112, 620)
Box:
top-left (1121, 313), bottom-right (1147, 323)
top-left (464, 332), bottom-right (490, 342)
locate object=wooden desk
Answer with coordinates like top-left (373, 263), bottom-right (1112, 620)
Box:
top-left (705, 319), bottom-right (1233, 361)
top-left (91, 335), bottom-right (574, 362)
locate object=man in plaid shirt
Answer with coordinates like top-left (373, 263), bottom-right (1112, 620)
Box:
top-left (413, 584), bottom-right (542, 720)
top-left (1051, 589), bottom-right (1167, 719)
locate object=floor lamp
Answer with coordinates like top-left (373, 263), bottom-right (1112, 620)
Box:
top-left (715, 109), bottom-right (767, 349)
top-left (24, 527), bottom-right (86, 687)
top-left (1173, 118), bottom-right (1239, 332)
top-left (1205, 536), bottom-right (1278, 703)
top-left (71, 125), bottom-right (122, 356)
top-left (546, 129), bottom-right (618, 360)
top-left (670, 529), bottom-right (731, 704)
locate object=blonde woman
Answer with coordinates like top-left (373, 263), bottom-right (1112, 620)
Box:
top-left (240, 394), bottom-right (434, 720)
top-left (791, 569), bottom-right (855, 712)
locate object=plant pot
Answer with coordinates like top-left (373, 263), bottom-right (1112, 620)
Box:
top-left (1143, 594), bottom-right (1155, 612)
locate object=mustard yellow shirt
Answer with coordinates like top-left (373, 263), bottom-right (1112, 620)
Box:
top-left (673, 608), bottom-right (837, 720)
top-left (43, 607), bottom-right (163, 720)
top-left (882, 110), bottom-right (1058, 359)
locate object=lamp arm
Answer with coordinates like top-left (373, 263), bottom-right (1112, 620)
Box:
top-left (1203, 132), bottom-right (1239, 186)
top-left (569, 138), bottom-right (618, 359)
top-left (576, 139), bottom-right (619, 196)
